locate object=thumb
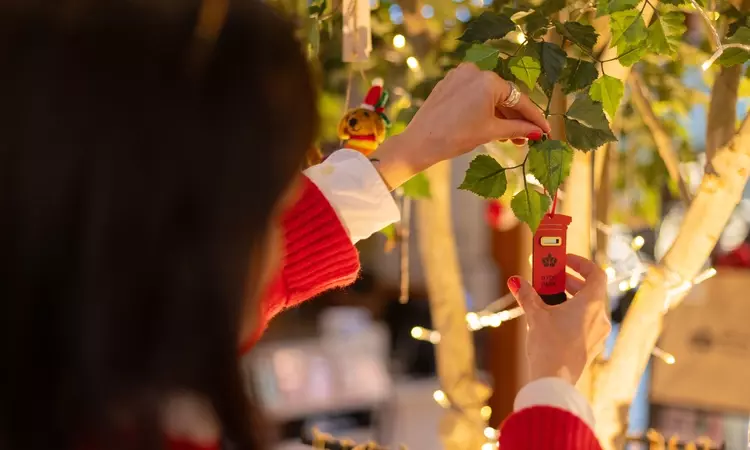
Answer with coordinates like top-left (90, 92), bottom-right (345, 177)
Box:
top-left (507, 276), bottom-right (544, 313)
top-left (490, 119), bottom-right (543, 141)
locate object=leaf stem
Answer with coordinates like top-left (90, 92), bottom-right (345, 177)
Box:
top-left (530, 97), bottom-right (546, 112)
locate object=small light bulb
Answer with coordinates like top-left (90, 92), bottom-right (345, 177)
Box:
top-left (631, 235), bottom-right (645, 251)
top-left (628, 272), bottom-right (641, 289)
top-left (466, 312), bottom-right (482, 330)
top-left (488, 314), bottom-right (502, 328)
top-left (702, 59), bottom-right (713, 71)
top-left (393, 34), bottom-right (406, 49)
top-left (480, 405), bottom-right (492, 420)
top-left (515, 32), bottom-right (527, 44)
top-left (433, 390), bottom-right (450, 407)
top-left (652, 347), bottom-right (676, 365)
top-left (484, 427), bottom-right (498, 439)
top-left (481, 443), bottom-right (495, 450)
top-left (410, 327), bottom-right (424, 339)
top-left (694, 267), bottom-right (717, 284)
top-left (406, 56), bottom-right (419, 70)
top-left (618, 280), bottom-right (630, 292)
top-left (604, 266), bottom-right (616, 281)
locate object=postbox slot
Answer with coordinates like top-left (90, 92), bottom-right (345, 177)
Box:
top-left (540, 236), bottom-right (562, 246)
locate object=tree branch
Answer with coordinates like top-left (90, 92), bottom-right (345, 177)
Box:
top-left (416, 162), bottom-right (491, 450)
top-left (592, 113), bottom-right (750, 450)
top-left (628, 73), bottom-right (693, 205)
top-left (705, 64), bottom-right (742, 172)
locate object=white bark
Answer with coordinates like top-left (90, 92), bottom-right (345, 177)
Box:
top-left (592, 114), bottom-right (750, 450)
top-left (417, 161), bottom-right (490, 450)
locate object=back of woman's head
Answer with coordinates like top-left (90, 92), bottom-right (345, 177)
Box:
top-left (0, 1), bottom-right (317, 448)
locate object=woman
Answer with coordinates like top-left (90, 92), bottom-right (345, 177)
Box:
top-left (0, 1), bottom-right (607, 449)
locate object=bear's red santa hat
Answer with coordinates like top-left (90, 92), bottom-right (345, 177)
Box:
top-left (360, 78), bottom-right (384, 113)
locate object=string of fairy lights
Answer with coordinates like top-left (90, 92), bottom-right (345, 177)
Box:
top-left (410, 226), bottom-right (718, 369)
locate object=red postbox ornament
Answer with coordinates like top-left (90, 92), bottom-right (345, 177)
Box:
top-left (532, 213), bottom-right (572, 305)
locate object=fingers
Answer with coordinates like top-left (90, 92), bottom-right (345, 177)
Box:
top-left (566, 254), bottom-right (605, 282)
top-left (490, 119), bottom-right (543, 142)
top-left (491, 75), bottom-right (550, 134)
top-left (565, 273), bottom-right (585, 295)
top-left (507, 276), bottom-right (544, 312)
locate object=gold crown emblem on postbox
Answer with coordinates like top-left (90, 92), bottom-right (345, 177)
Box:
top-left (542, 253), bottom-right (557, 268)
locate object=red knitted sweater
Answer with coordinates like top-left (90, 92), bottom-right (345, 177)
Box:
top-left (167, 177), bottom-right (601, 450)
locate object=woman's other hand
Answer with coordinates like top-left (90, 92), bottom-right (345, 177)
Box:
top-left (371, 63), bottom-right (551, 189)
top-left (507, 254), bottom-right (611, 385)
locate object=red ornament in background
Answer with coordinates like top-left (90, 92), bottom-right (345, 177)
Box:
top-left (485, 199), bottom-right (519, 232)
top-left (714, 241), bottom-right (750, 268)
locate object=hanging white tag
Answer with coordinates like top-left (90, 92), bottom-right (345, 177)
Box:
top-left (342, 0), bottom-right (371, 62)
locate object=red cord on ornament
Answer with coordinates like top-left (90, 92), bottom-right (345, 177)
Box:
top-left (550, 190), bottom-right (558, 216)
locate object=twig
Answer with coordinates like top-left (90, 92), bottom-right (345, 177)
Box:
top-left (627, 73), bottom-right (692, 205)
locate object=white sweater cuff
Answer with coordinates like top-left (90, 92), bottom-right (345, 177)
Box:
top-left (303, 149), bottom-right (401, 243)
top-left (513, 378), bottom-right (595, 430)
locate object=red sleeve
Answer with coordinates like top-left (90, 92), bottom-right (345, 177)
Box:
top-left (240, 176), bottom-right (360, 353)
top-left (498, 406), bottom-right (602, 450)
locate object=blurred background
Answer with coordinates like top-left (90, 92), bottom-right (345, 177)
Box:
top-left (238, 0), bottom-right (750, 447)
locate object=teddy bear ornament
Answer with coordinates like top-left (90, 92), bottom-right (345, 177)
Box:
top-left (337, 80), bottom-right (390, 156)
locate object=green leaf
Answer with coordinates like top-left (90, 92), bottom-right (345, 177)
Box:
top-left (380, 223), bottom-right (396, 241)
top-left (521, 11), bottom-right (550, 39)
top-left (589, 75), bottom-right (624, 119)
top-left (511, 189), bottom-right (551, 232)
top-left (564, 95), bottom-right (617, 151)
top-left (539, 0), bottom-right (567, 15)
top-left (554, 21), bottom-right (599, 54)
top-left (596, 0), bottom-right (639, 17)
top-left (527, 140), bottom-right (573, 195)
top-left (380, 223), bottom-right (397, 253)
top-left (718, 27), bottom-right (750, 66)
top-left (493, 57), bottom-right (516, 83)
top-left (308, 0), bottom-right (327, 16)
top-left (534, 42), bottom-right (567, 87)
top-left (464, 43), bottom-right (501, 70)
top-left (401, 172), bottom-right (431, 199)
top-left (610, 10), bottom-right (648, 66)
top-left (396, 106), bottom-right (419, 124)
top-left (567, 94), bottom-right (611, 130)
top-left (564, 118), bottom-right (617, 151)
top-left (459, 155), bottom-right (508, 199)
top-left (509, 55), bottom-right (541, 89)
top-left (610, 10), bottom-right (648, 47)
top-left (459, 12), bottom-right (516, 43)
top-left (647, 11), bottom-right (686, 56)
top-left (560, 58), bottom-right (598, 94)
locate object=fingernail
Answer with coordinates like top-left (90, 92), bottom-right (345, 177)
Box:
top-left (527, 131), bottom-right (542, 141)
top-left (507, 276), bottom-right (521, 294)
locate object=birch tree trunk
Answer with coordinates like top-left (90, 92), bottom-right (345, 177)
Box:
top-left (417, 161), bottom-right (490, 450)
top-left (592, 115), bottom-right (750, 450)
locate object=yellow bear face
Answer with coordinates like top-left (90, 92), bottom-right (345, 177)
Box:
top-left (337, 107), bottom-right (386, 143)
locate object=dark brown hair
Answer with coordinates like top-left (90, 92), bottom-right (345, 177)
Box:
top-left (0, 1), bottom-right (317, 448)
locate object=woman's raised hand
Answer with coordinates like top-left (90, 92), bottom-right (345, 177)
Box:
top-left (507, 254), bottom-right (612, 385)
top-left (371, 63), bottom-right (551, 189)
